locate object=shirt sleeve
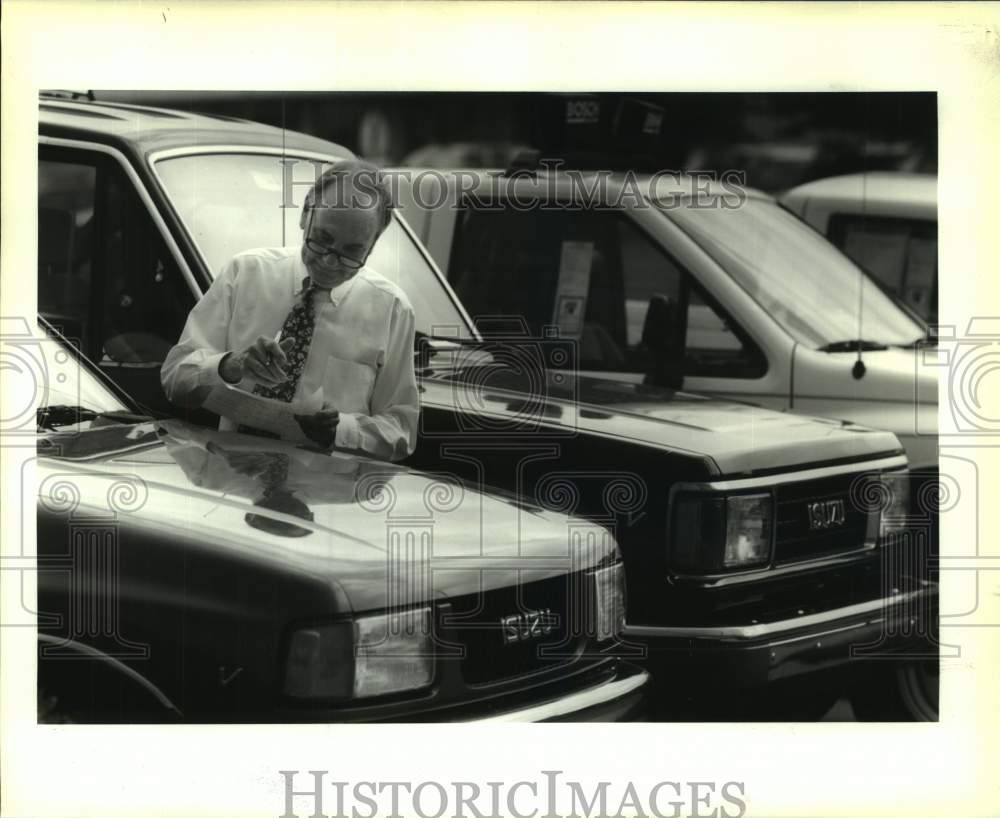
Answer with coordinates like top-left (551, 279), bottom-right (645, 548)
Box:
top-left (334, 297), bottom-right (420, 462)
top-left (160, 257), bottom-right (240, 405)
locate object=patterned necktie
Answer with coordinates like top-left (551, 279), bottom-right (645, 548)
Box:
top-left (259, 452), bottom-right (291, 492)
top-left (254, 278), bottom-right (319, 403)
top-left (237, 280), bottom-right (319, 439)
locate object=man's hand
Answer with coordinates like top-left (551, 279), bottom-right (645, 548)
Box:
top-left (220, 336), bottom-right (293, 385)
top-left (294, 406), bottom-right (340, 450)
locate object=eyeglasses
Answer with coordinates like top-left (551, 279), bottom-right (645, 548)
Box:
top-left (303, 209), bottom-right (367, 269)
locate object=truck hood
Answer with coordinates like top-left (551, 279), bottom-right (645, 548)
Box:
top-left (422, 365), bottom-right (904, 476)
top-left (790, 345), bottom-right (938, 470)
top-left (797, 345), bottom-right (938, 406)
top-left (37, 420), bottom-right (614, 613)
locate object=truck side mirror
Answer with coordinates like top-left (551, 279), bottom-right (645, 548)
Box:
top-left (641, 293), bottom-right (685, 390)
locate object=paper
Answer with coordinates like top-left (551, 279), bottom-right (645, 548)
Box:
top-left (556, 240), bottom-right (593, 297)
top-left (554, 295), bottom-right (586, 336)
top-left (202, 382), bottom-right (320, 444)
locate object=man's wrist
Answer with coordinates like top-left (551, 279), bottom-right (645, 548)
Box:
top-left (317, 412), bottom-right (339, 451)
top-left (293, 410), bottom-right (339, 451)
top-left (322, 419), bottom-right (339, 450)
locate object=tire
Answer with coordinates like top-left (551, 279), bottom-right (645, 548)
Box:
top-left (38, 642), bottom-right (182, 724)
top-left (38, 687), bottom-right (79, 724)
top-left (849, 659), bottom-right (939, 721)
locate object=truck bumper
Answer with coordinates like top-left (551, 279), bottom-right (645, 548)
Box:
top-left (625, 582), bottom-right (938, 688)
top-left (472, 662), bottom-right (649, 722)
top-left (272, 661), bottom-right (650, 724)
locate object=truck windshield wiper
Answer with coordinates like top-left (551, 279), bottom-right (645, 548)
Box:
top-left (37, 405), bottom-right (152, 432)
top-left (414, 331), bottom-right (493, 371)
top-left (817, 340), bottom-right (890, 353)
top-left (413, 330), bottom-right (483, 348)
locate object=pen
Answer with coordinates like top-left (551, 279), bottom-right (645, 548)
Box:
top-left (265, 330), bottom-right (282, 369)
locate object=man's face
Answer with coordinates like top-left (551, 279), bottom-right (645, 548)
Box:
top-left (300, 197), bottom-right (381, 289)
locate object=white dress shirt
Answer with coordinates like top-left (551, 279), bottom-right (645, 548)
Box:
top-left (161, 246), bottom-right (419, 461)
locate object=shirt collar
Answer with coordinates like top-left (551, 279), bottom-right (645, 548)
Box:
top-left (293, 249), bottom-right (362, 305)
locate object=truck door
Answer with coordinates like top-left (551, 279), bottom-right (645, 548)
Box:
top-left (446, 201), bottom-right (767, 387)
top-left (38, 146), bottom-right (198, 417)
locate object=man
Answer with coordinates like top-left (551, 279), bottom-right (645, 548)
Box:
top-left (161, 159), bottom-right (419, 462)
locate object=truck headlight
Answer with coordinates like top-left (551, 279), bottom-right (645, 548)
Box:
top-left (590, 562), bottom-right (626, 641)
top-left (283, 607), bottom-right (434, 701)
top-left (671, 492), bottom-right (773, 572)
top-left (354, 608), bottom-right (434, 698)
top-left (878, 471), bottom-right (911, 540)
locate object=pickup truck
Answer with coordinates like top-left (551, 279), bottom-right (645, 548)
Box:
top-left (34, 319), bottom-right (646, 722)
top-left (37, 95), bottom-right (938, 718)
top-left (393, 166), bottom-right (938, 479)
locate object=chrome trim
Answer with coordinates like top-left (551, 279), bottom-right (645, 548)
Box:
top-left (669, 546), bottom-right (879, 587)
top-left (623, 586), bottom-right (932, 643)
top-left (678, 455), bottom-right (909, 493)
top-left (148, 144), bottom-right (349, 164)
top-left (39, 136), bottom-right (201, 302)
top-left (147, 145), bottom-right (344, 279)
top-left (392, 200), bottom-right (483, 343)
top-left (765, 619), bottom-right (878, 649)
top-left (38, 633), bottom-right (183, 716)
top-left (471, 667), bottom-right (648, 722)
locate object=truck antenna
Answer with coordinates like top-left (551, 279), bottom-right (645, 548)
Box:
top-left (853, 171), bottom-right (868, 380)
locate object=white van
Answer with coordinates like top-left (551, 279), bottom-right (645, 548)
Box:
top-left (393, 167), bottom-right (937, 475)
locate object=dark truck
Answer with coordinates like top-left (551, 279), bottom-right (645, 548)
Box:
top-left (34, 320), bottom-right (645, 722)
top-left (37, 95), bottom-right (937, 718)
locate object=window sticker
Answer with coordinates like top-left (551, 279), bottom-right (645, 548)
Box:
top-left (555, 295), bottom-right (586, 336)
top-left (552, 240), bottom-right (593, 337)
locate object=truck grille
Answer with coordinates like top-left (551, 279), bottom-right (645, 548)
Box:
top-left (773, 473), bottom-right (877, 564)
top-left (441, 573), bottom-right (588, 686)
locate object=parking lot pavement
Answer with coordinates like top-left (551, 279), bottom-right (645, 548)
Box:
top-left (820, 698), bottom-right (858, 721)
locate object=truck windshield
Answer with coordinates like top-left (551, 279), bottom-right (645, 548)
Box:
top-left (664, 197), bottom-right (926, 349)
top-left (154, 152), bottom-right (474, 339)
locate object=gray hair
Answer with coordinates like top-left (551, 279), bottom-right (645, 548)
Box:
top-left (304, 158), bottom-right (394, 234)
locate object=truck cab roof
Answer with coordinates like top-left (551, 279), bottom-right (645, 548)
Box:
top-left (40, 96), bottom-right (352, 161)
top-left (781, 172), bottom-right (936, 215)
